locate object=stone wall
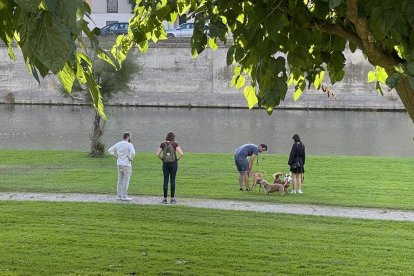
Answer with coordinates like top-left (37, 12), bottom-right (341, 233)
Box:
top-left (0, 38), bottom-right (405, 110)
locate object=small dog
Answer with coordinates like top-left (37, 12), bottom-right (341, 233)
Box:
top-left (273, 172), bottom-right (291, 194)
top-left (250, 171), bottom-right (265, 191)
top-left (254, 172), bottom-right (288, 195)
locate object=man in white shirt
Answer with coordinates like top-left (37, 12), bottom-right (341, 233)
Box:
top-left (108, 132), bottom-right (136, 201)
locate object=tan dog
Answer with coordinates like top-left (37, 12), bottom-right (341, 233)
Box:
top-left (273, 172), bottom-right (290, 194)
top-left (250, 171), bottom-right (265, 192)
top-left (254, 172), bottom-right (286, 195)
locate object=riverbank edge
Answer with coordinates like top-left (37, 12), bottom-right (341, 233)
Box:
top-left (0, 102), bottom-right (407, 112)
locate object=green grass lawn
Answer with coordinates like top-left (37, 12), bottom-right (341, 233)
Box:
top-left (0, 150), bottom-right (413, 209)
top-left (1, 201), bottom-right (413, 275)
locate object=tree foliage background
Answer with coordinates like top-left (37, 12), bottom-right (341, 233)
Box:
top-left (1, 0), bottom-right (414, 124)
top-left (115, 0), bottom-right (414, 123)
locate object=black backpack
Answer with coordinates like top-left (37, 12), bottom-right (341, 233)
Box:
top-left (162, 142), bottom-right (176, 163)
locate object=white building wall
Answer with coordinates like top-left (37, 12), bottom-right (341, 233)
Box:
top-left (88, 0), bottom-right (133, 28)
top-left (87, 0), bottom-right (189, 30)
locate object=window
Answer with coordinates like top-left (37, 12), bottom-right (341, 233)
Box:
top-left (107, 0), bottom-right (118, 13)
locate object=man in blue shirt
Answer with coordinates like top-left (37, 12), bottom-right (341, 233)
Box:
top-left (234, 143), bottom-right (268, 191)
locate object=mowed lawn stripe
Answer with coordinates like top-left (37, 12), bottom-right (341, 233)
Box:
top-left (0, 201), bottom-right (413, 275)
top-left (0, 150), bottom-right (413, 209)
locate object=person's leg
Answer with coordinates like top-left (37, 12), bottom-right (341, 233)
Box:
top-left (239, 159), bottom-right (250, 190)
top-left (235, 158), bottom-right (244, 190)
top-left (123, 166), bottom-right (132, 198)
top-left (291, 173), bottom-right (297, 193)
top-left (117, 166), bottom-right (124, 198)
top-left (243, 172), bottom-right (250, 190)
top-left (169, 162), bottom-right (178, 200)
top-left (162, 163), bottom-right (169, 202)
top-left (298, 173), bottom-right (303, 193)
top-left (238, 173), bottom-right (244, 190)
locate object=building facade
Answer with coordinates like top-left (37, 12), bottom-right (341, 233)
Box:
top-left (85, 0), bottom-right (133, 28)
top-left (85, 0), bottom-right (182, 30)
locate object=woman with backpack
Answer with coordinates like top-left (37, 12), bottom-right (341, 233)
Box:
top-left (288, 134), bottom-right (306, 194)
top-left (156, 131), bottom-right (184, 204)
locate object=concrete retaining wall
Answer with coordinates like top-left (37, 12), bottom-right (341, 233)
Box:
top-left (0, 38), bottom-right (405, 110)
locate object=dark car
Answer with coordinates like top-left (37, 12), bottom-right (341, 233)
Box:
top-left (100, 22), bottom-right (129, 36)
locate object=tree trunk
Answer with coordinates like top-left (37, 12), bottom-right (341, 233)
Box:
top-left (90, 111), bottom-right (106, 157)
top-left (394, 79), bottom-right (414, 124)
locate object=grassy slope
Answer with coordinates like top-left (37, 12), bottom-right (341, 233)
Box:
top-left (0, 150), bottom-right (413, 209)
top-left (1, 201), bottom-right (413, 275)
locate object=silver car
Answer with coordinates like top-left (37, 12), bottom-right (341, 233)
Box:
top-left (166, 23), bottom-right (195, 38)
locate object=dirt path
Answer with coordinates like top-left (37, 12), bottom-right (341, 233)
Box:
top-left (2, 192), bottom-right (414, 222)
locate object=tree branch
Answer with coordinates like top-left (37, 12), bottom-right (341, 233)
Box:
top-left (345, 0), bottom-right (400, 70)
top-left (305, 19), bottom-right (363, 49)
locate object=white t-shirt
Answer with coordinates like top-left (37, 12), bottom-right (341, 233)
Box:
top-left (108, 140), bottom-right (135, 167)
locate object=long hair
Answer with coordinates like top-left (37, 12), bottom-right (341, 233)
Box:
top-left (292, 134), bottom-right (305, 155)
top-left (165, 131), bottom-right (175, 142)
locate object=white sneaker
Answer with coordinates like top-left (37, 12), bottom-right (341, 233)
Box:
top-left (117, 196), bottom-right (123, 200)
top-left (298, 190), bottom-right (303, 194)
top-left (290, 190), bottom-right (296, 194)
top-left (122, 197), bottom-right (133, 201)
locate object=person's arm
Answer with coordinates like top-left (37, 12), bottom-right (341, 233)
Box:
top-left (156, 147), bottom-right (163, 160)
top-left (108, 144), bottom-right (117, 157)
top-left (302, 145), bottom-right (306, 165)
top-left (176, 146), bottom-right (184, 159)
top-left (129, 144), bottom-right (136, 161)
top-left (288, 145), bottom-right (295, 165)
top-left (248, 154), bottom-right (257, 172)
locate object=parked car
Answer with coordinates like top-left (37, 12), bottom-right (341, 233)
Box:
top-left (166, 23), bottom-right (210, 38)
top-left (100, 22), bottom-right (129, 36)
top-left (166, 23), bottom-right (195, 38)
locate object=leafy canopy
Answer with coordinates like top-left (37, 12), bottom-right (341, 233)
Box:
top-left (120, 0), bottom-right (414, 118)
top-left (0, 0), bottom-right (119, 119)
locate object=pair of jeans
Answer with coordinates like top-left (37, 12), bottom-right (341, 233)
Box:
top-left (162, 161), bottom-right (178, 198)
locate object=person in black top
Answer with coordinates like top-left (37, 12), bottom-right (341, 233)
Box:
top-left (288, 134), bottom-right (306, 194)
top-left (156, 131), bottom-right (184, 204)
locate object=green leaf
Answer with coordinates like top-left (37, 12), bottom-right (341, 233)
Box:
top-left (0, 0), bottom-right (15, 58)
top-left (233, 66), bottom-right (241, 76)
top-left (243, 86), bottom-right (258, 109)
top-left (370, 7), bottom-right (389, 40)
top-left (138, 40), bottom-right (149, 54)
top-left (235, 46), bottom-right (245, 62)
top-left (329, 0), bottom-right (342, 9)
top-left (314, 71), bottom-right (325, 90)
top-left (14, 0), bottom-right (41, 12)
top-left (44, 0), bottom-right (81, 33)
top-left (349, 42), bottom-right (357, 53)
top-left (293, 87), bottom-right (303, 101)
top-left (386, 72), bottom-right (401, 88)
top-left (406, 62), bottom-right (414, 76)
top-left (395, 64), bottom-right (405, 74)
top-left (368, 71), bottom-right (376, 82)
top-left (275, 57), bottom-right (286, 74)
top-left (226, 45), bottom-right (236, 66)
top-left (57, 62), bottom-right (76, 93)
top-left (236, 75), bottom-right (246, 89)
top-left (375, 66), bottom-right (388, 83)
top-left (29, 12), bottom-right (76, 73)
top-left (208, 37), bottom-right (218, 50)
top-left (85, 71), bottom-right (106, 120)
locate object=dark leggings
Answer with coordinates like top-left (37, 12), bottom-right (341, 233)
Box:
top-left (162, 162), bottom-right (178, 198)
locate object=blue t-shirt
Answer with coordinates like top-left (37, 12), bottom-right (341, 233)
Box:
top-left (234, 144), bottom-right (259, 159)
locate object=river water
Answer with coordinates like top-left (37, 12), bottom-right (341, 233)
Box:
top-left (1, 105), bottom-right (413, 157)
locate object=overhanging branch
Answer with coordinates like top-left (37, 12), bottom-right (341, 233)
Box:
top-left (346, 0), bottom-right (400, 69)
top-left (305, 19), bottom-right (363, 49)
